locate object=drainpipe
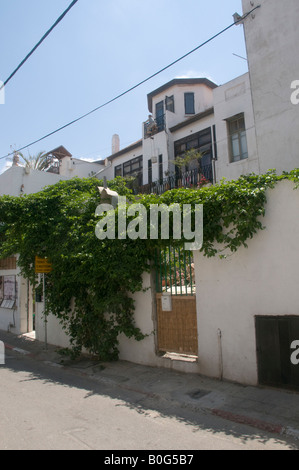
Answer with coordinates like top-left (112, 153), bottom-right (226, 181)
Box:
top-left (212, 158), bottom-right (216, 185)
top-left (217, 328), bottom-right (223, 381)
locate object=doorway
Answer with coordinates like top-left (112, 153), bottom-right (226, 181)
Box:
top-left (256, 316), bottom-right (299, 390)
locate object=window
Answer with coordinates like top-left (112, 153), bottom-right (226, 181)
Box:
top-left (114, 165), bottom-right (122, 177)
top-left (174, 128), bottom-right (213, 182)
top-left (174, 128), bottom-right (212, 158)
top-left (165, 95), bottom-right (175, 113)
top-left (155, 101), bottom-right (165, 132)
top-left (227, 114), bottom-right (248, 162)
top-left (123, 155), bottom-right (143, 185)
top-left (184, 93), bottom-right (195, 115)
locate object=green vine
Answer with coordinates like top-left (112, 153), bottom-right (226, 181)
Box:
top-left (0, 169), bottom-right (298, 359)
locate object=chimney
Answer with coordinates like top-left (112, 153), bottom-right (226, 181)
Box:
top-left (112, 134), bottom-right (120, 154)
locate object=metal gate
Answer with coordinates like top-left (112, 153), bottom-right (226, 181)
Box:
top-left (155, 248), bottom-right (198, 356)
top-left (256, 316), bottom-right (299, 390)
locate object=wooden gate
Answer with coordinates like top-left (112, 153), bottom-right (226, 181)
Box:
top-left (155, 247), bottom-right (198, 356)
top-left (256, 316), bottom-right (299, 390)
top-left (156, 294), bottom-right (198, 356)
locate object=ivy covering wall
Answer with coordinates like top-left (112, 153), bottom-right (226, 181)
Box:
top-left (0, 170), bottom-right (298, 359)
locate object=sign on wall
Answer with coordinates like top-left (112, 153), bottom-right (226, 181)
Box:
top-left (35, 257), bottom-right (52, 274)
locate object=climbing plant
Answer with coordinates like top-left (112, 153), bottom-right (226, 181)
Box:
top-left (0, 169), bottom-right (298, 359)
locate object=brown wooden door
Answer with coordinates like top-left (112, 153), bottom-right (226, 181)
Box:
top-left (156, 294), bottom-right (198, 356)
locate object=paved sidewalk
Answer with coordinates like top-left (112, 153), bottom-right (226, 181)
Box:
top-left (1, 330), bottom-right (299, 441)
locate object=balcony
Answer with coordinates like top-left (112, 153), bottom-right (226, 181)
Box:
top-left (138, 163), bottom-right (213, 195)
top-left (144, 115), bottom-right (165, 139)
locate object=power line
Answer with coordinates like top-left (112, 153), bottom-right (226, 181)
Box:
top-left (0, 4), bottom-right (260, 162)
top-left (0, 0), bottom-right (79, 91)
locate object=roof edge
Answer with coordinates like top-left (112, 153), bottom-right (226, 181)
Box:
top-left (147, 78), bottom-right (218, 112)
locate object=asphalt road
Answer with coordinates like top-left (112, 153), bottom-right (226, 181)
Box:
top-left (0, 349), bottom-right (297, 451)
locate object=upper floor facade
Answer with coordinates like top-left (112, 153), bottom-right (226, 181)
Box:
top-left (3, 0), bottom-right (297, 197)
top-left (97, 0), bottom-right (299, 193)
top-left (98, 72), bottom-right (258, 193)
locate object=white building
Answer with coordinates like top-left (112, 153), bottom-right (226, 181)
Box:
top-left (1, 0), bottom-right (299, 390)
top-left (242, 0), bottom-right (299, 175)
top-left (97, 72), bottom-right (258, 190)
top-left (96, 1), bottom-right (299, 191)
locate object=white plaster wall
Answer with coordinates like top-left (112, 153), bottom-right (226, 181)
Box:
top-left (35, 301), bottom-right (71, 349)
top-left (170, 114), bottom-right (215, 144)
top-left (151, 84), bottom-right (214, 129)
top-left (142, 132), bottom-right (168, 184)
top-left (35, 270), bottom-right (199, 374)
top-left (105, 144), bottom-right (143, 181)
top-left (0, 160), bottom-right (104, 197)
top-left (242, 0), bottom-right (299, 174)
top-left (213, 73), bottom-right (259, 182)
top-left (118, 272), bottom-right (156, 364)
top-left (194, 180), bottom-right (299, 385)
top-left (0, 166), bottom-right (68, 196)
top-left (35, 272), bottom-right (158, 362)
top-left (60, 157), bottom-right (104, 178)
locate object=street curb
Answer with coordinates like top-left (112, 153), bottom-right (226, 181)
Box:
top-left (283, 427), bottom-right (299, 440)
top-left (210, 409), bottom-right (299, 441)
top-left (211, 408), bottom-right (284, 435)
top-left (4, 343), bottom-right (32, 356)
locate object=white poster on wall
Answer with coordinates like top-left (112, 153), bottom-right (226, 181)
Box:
top-left (4, 275), bottom-right (15, 299)
top-left (1, 275), bottom-right (16, 308)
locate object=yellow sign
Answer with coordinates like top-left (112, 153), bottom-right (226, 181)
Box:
top-left (35, 256), bottom-right (52, 274)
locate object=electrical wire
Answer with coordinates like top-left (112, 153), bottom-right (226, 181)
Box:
top-left (0, 0), bottom-right (79, 91)
top-left (0, 4), bottom-right (260, 162)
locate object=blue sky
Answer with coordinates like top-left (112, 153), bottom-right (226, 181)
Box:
top-left (0, 0), bottom-right (247, 174)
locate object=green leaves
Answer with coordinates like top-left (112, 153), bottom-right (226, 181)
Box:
top-left (0, 170), bottom-right (294, 360)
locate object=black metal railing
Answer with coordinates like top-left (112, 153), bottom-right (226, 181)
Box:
top-left (155, 247), bottom-right (195, 296)
top-left (138, 164), bottom-right (213, 195)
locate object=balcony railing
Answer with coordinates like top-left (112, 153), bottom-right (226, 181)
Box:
top-left (144, 115), bottom-right (165, 138)
top-left (138, 163), bottom-right (213, 195)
